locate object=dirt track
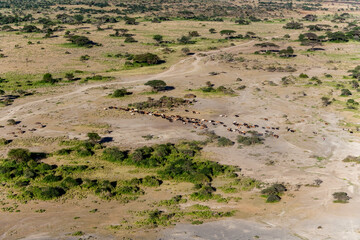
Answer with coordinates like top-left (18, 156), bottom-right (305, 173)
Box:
top-left (1, 38), bottom-right (360, 240)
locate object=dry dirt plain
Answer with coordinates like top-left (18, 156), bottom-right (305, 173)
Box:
top-left (1, 7), bottom-right (360, 240)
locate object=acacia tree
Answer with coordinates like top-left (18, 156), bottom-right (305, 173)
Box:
top-left (145, 80), bottom-right (167, 92)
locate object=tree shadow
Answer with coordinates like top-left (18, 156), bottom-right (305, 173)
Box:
top-left (100, 137), bottom-right (113, 144)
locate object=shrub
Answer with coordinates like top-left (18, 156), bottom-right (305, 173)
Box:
top-left (43, 174), bottom-right (63, 183)
top-left (340, 89), bottom-right (352, 96)
top-left (8, 148), bottom-right (31, 162)
top-left (237, 132), bottom-right (264, 146)
top-left (65, 73), bottom-right (74, 81)
top-left (333, 192), bottom-right (350, 203)
top-left (321, 97), bottom-right (332, 106)
top-left (217, 137), bottom-right (234, 147)
top-left (261, 183), bottom-right (286, 203)
top-left (178, 35), bottom-right (194, 44)
top-left (80, 55), bottom-right (90, 61)
top-left (31, 186), bottom-right (65, 200)
top-left (111, 88), bottom-right (132, 97)
top-left (42, 73), bottom-right (56, 84)
top-left (283, 21), bottom-right (303, 29)
top-left (102, 147), bottom-right (127, 163)
top-left (133, 53), bottom-right (162, 65)
top-left (142, 176), bottom-right (162, 187)
top-left (7, 119), bottom-right (16, 125)
top-left (61, 177), bottom-right (82, 189)
top-left (144, 80), bottom-right (167, 92)
top-left (22, 25), bottom-right (41, 33)
top-left (66, 35), bottom-right (99, 48)
top-left (190, 185), bottom-right (216, 201)
top-left (299, 73), bottom-right (309, 78)
top-left (266, 194), bottom-right (281, 203)
top-left (0, 138), bottom-right (10, 146)
top-left (87, 132), bottom-right (101, 144)
top-left (124, 36), bottom-right (137, 43)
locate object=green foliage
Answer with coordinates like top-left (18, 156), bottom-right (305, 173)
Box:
top-left (42, 73), bottom-right (57, 84)
top-left (22, 25), bottom-right (41, 33)
top-left (144, 80), bottom-right (167, 92)
top-left (153, 34), bottom-right (163, 43)
top-left (129, 96), bottom-right (190, 110)
top-left (0, 138), bottom-right (10, 146)
top-left (348, 65), bottom-right (360, 79)
top-left (299, 73), bottom-right (309, 78)
top-left (283, 21), bottom-right (303, 29)
top-left (220, 30), bottom-right (236, 36)
top-left (261, 183), bottom-right (286, 203)
top-left (87, 132), bottom-right (101, 143)
top-left (217, 137), bottom-right (234, 147)
top-left (141, 176), bottom-right (162, 187)
top-left (65, 73), bottom-right (74, 81)
top-left (158, 195), bottom-right (187, 206)
top-left (333, 192), bottom-right (350, 203)
top-left (29, 186), bottom-right (66, 200)
top-left (237, 132), bottom-right (264, 146)
top-left (66, 35), bottom-right (99, 48)
top-left (340, 89), bottom-right (352, 96)
top-left (8, 148), bottom-right (31, 162)
top-left (135, 209), bottom-right (176, 228)
top-left (102, 147), bottom-right (127, 163)
top-left (111, 88), bottom-right (132, 97)
top-left (133, 53), bottom-right (162, 65)
top-left (43, 174), bottom-right (62, 183)
top-left (177, 35), bottom-right (195, 44)
top-left (190, 185), bottom-right (216, 201)
top-left (61, 177), bottom-right (82, 189)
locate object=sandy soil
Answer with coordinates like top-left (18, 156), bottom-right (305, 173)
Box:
top-left (1, 31), bottom-right (360, 240)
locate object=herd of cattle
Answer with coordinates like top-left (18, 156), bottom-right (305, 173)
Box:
top-left (105, 106), bottom-right (297, 139)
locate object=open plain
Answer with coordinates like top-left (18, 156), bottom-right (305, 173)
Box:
top-left (1, 0), bottom-right (360, 239)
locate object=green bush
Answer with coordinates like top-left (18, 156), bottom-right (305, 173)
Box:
top-left (142, 176), bottom-right (162, 187)
top-left (43, 174), bottom-right (63, 183)
top-left (61, 177), bottom-right (82, 189)
top-left (102, 147), bottom-right (127, 163)
top-left (31, 186), bottom-right (65, 200)
top-left (217, 137), bottom-right (234, 147)
top-left (133, 53), bottom-right (162, 65)
top-left (333, 192), bottom-right (350, 203)
top-left (111, 88), bottom-right (132, 97)
top-left (190, 185), bottom-right (216, 201)
top-left (8, 148), bottom-right (31, 162)
top-left (237, 132), bottom-right (264, 146)
top-left (66, 35), bottom-right (99, 48)
top-left (266, 194), bottom-right (281, 203)
top-left (299, 73), bottom-right (309, 78)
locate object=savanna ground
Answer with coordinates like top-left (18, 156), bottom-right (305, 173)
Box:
top-left (1, 0), bottom-right (360, 239)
